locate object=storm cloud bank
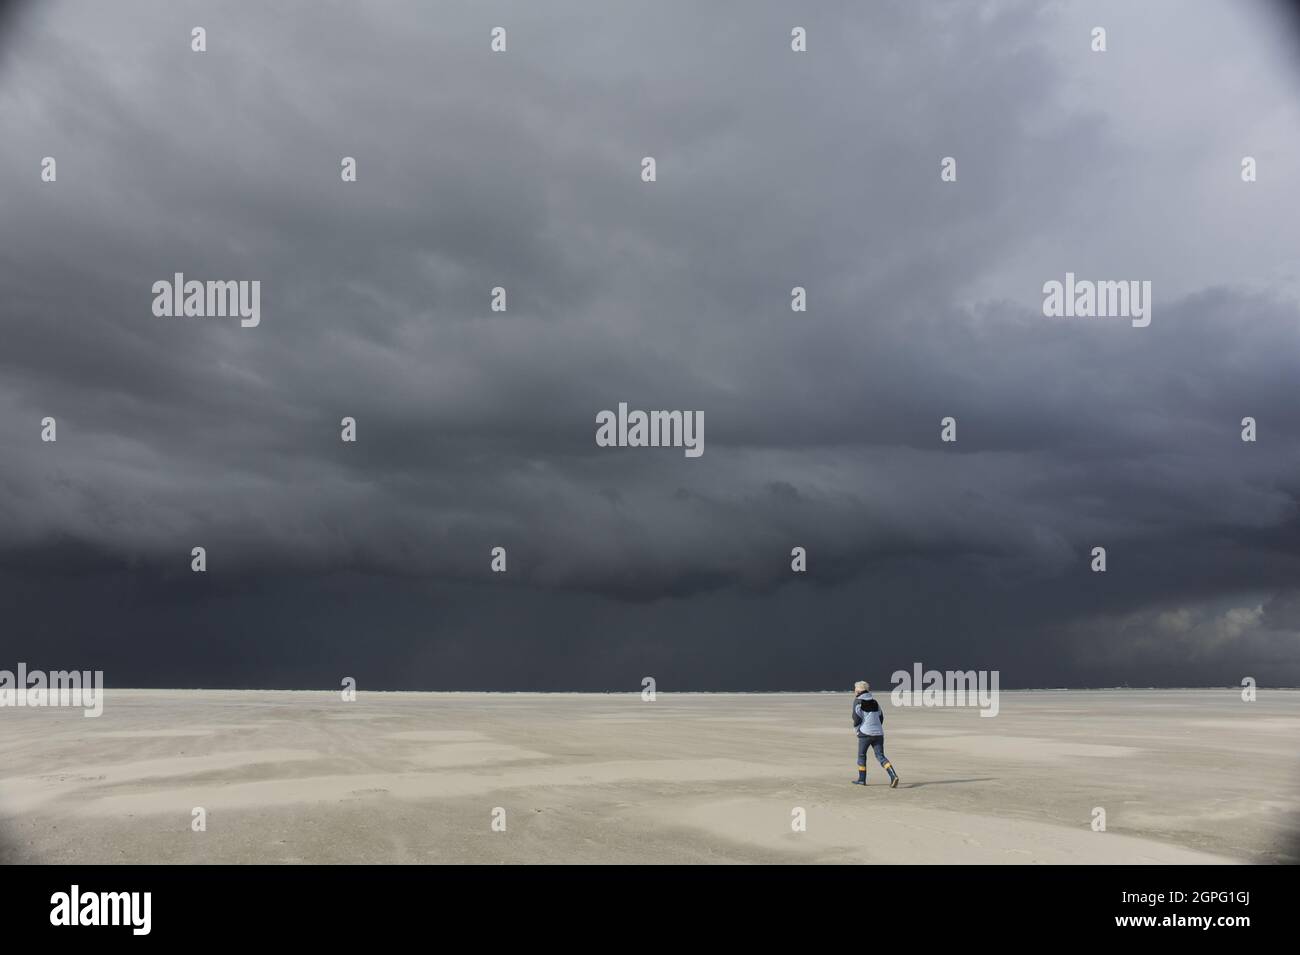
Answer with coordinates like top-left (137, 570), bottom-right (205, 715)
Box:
top-left (1, 1), bottom-right (1299, 688)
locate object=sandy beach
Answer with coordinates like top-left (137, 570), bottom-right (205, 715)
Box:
top-left (1, 689), bottom-right (1296, 864)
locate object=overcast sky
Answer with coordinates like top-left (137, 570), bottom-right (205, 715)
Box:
top-left (1, 0), bottom-right (1299, 689)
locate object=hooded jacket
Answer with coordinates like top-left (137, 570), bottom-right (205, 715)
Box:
top-left (852, 691), bottom-right (885, 736)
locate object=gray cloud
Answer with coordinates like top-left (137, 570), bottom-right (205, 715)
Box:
top-left (1, 0), bottom-right (1299, 688)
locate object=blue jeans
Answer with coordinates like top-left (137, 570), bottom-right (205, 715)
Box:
top-left (857, 734), bottom-right (894, 775)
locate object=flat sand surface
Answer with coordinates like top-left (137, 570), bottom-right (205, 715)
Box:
top-left (2, 689), bottom-right (1297, 864)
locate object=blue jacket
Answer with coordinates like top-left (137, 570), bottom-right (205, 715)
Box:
top-left (853, 691), bottom-right (885, 736)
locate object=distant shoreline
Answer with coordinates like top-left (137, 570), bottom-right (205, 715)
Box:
top-left (55, 686), bottom-right (1300, 694)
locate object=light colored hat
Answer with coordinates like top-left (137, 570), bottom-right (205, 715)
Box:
top-left (854, 680), bottom-right (869, 692)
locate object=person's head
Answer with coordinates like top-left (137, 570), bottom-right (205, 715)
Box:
top-left (854, 681), bottom-right (869, 694)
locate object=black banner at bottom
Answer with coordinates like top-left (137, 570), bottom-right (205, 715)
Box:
top-left (5, 864), bottom-right (1283, 940)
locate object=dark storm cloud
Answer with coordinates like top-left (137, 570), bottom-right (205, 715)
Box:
top-left (1, 0), bottom-right (1299, 687)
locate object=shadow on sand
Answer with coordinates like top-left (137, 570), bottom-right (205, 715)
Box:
top-left (902, 777), bottom-right (997, 789)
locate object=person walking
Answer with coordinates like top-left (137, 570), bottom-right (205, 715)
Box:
top-left (852, 680), bottom-right (899, 787)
